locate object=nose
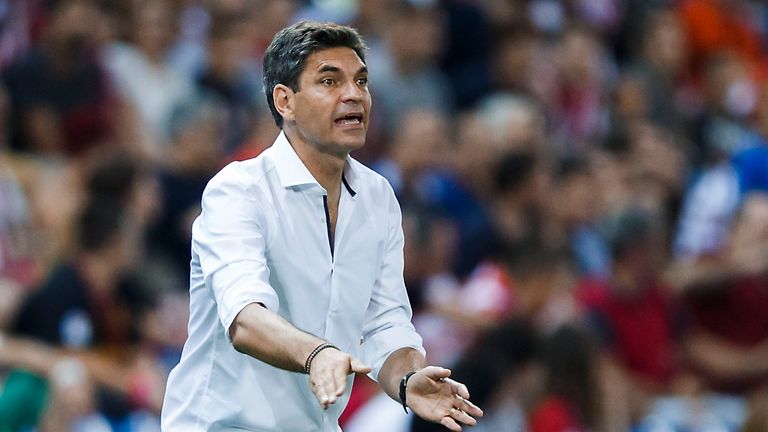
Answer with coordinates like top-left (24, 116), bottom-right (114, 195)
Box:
top-left (341, 79), bottom-right (364, 102)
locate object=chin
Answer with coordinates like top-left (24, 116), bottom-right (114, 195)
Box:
top-left (337, 132), bottom-right (367, 151)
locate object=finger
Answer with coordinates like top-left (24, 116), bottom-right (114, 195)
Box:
top-left (449, 408), bottom-right (477, 427)
top-left (445, 378), bottom-right (470, 399)
top-left (439, 416), bottom-right (462, 432)
top-left (333, 364), bottom-right (348, 397)
top-left (323, 376), bottom-right (340, 405)
top-left (421, 366), bottom-right (451, 381)
top-left (350, 357), bottom-right (372, 374)
top-left (310, 379), bottom-right (331, 408)
top-left (455, 395), bottom-right (484, 418)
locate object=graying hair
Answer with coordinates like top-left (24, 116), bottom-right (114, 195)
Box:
top-left (262, 21), bottom-right (367, 128)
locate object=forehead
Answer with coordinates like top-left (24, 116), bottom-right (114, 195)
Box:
top-left (302, 47), bottom-right (366, 74)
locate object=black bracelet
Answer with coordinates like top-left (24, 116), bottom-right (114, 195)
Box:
top-left (304, 342), bottom-right (339, 374)
top-left (399, 371), bottom-right (418, 413)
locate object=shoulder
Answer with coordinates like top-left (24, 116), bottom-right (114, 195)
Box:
top-left (204, 150), bottom-right (277, 197)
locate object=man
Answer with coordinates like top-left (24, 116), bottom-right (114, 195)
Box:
top-left (161, 21), bottom-right (483, 431)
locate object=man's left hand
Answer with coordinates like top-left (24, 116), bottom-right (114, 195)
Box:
top-left (405, 366), bottom-right (483, 431)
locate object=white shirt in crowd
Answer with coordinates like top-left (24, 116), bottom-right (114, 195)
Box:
top-left (161, 131), bottom-right (424, 431)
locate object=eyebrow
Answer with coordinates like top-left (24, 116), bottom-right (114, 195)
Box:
top-left (317, 65), bottom-right (369, 75)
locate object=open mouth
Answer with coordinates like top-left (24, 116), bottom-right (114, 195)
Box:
top-left (334, 113), bottom-right (364, 126)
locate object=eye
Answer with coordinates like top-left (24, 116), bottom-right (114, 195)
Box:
top-left (321, 78), bottom-right (334, 86)
top-left (356, 77), bottom-right (368, 86)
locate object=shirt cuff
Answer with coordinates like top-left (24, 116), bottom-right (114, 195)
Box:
top-left (210, 262), bottom-right (279, 341)
top-left (360, 325), bottom-right (425, 381)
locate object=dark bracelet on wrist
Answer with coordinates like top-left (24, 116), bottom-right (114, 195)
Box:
top-left (399, 371), bottom-right (418, 413)
top-left (304, 342), bottom-right (339, 374)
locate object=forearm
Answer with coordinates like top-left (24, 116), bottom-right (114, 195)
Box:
top-left (686, 332), bottom-right (768, 379)
top-left (0, 334), bottom-right (57, 374)
top-left (229, 302), bottom-right (325, 373)
top-left (377, 347), bottom-right (426, 402)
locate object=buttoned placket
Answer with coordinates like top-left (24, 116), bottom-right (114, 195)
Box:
top-left (324, 180), bottom-right (356, 326)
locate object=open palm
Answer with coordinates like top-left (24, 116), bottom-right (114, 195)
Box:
top-left (406, 366), bottom-right (483, 431)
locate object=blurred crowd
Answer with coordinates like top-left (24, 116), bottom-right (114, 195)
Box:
top-left (0, 0), bottom-right (767, 431)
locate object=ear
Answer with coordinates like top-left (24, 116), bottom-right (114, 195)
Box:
top-left (273, 84), bottom-right (295, 124)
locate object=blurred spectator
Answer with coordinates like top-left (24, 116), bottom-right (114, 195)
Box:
top-left (529, 324), bottom-right (601, 432)
top-left (104, 0), bottom-right (196, 159)
top-left (491, 150), bottom-right (551, 255)
top-left (439, 0), bottom-right (494, 109)
top-left (578, 208), bottom-right (682, 422)
top-left (674, 194), bottom-right (768, 394)
top-left (622, 7), bottom-right (692, 131)
top-left (550, 25), bottom-right (614, 149)
top-left (368, 1), bottom-right (453, 135)
top-left (0, 0), bottom-right (33, 69)
top-left (505, 247), bottom-right (580, 334)
top-left (2, 197), bottom-right (164, 430)
top-left (550, 156), bottom-right (613, 280)
top-left (0, 82), bottom-right (39, 291)
top-left (374, 109), bottom-right (453, 207)
top-left (410, 319), bottom-right (540, 432)
top-left (3, 0), bottom-right (141, 157)
top-left (196, 2), bottom-right (262, 154)
top-left (147, 95), bottom-right (227, 290)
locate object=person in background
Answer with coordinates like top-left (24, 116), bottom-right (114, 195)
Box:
top-left (2, 0), bottom-right (142, 157)
top-left (529, 325), bottom-right (601, 432)
top-left (577, 208), bottom-right (683, 424)
top-left (1, 197), bottom-right (164, 430)
top-left (104, 0), bottom-right (195, 159)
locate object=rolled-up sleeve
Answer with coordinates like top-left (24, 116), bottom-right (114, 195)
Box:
top-left (360, 185), bottom-right (425, 381)
top-left (193, 164), bottom-right (279, 339)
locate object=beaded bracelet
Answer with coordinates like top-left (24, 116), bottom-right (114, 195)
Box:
top-left (304, 342), bottom-right (339, 374)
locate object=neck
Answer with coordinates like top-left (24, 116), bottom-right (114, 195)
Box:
top-left (284, 128), bottom-right (345, 194)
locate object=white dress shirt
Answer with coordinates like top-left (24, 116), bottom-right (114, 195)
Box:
top-left (161, 132), bottom-right (424, 432)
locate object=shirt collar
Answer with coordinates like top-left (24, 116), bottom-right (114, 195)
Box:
top-left (270, 130), bottom-right (359, 197)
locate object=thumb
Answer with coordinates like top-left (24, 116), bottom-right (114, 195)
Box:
top-left (349, 357), bottom-right (372, 374)
top-left (420, 366), bottom-right (451, 381)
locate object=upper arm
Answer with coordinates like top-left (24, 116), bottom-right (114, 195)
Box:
top-left (194, 165), bottom-right (279, 339)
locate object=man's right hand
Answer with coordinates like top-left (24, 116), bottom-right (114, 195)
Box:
top-left (308, 348), bottom-right (371, 409)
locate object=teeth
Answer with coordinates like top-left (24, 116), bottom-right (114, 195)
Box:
top-left (339, 118), bottom-right (360, 125)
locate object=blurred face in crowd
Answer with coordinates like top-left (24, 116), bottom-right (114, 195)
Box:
top-left (389, 7), bottom-right (443, 69)
top-left (172, 107), bottom-right (226, 174)
top-left (209, 19), bottom-right (251, 80)
top-left (495, 34), bottom-right (536, 92)
top-left (705, 54), bottom-right (757, 118)
top-left (643, 9), bottom-right (687, 75)
top-left (614, 73), bottom-right (649, 121)
top-left (132, 1), bottom-right (175, 59)
top-left (48, 0), bottom-right (102, 60)
top-left (392, 109), bottom-right (451, 174)
top-left (278, 47), bottom-right (371, 157)
top-left (251, 0), bottom-right (298, 45)
top-left (555, 169), bottom-right (600, 225)
top-left (557, 27), bottom-right (602, 84)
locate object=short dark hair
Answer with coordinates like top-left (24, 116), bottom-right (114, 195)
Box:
top-left (262, 21), bottom-right (367, 128)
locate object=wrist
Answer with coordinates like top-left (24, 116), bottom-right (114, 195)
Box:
top-left (398, 370), bottom-right (419, 413)
top-left (304, 342), bottom-right (339, 374)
